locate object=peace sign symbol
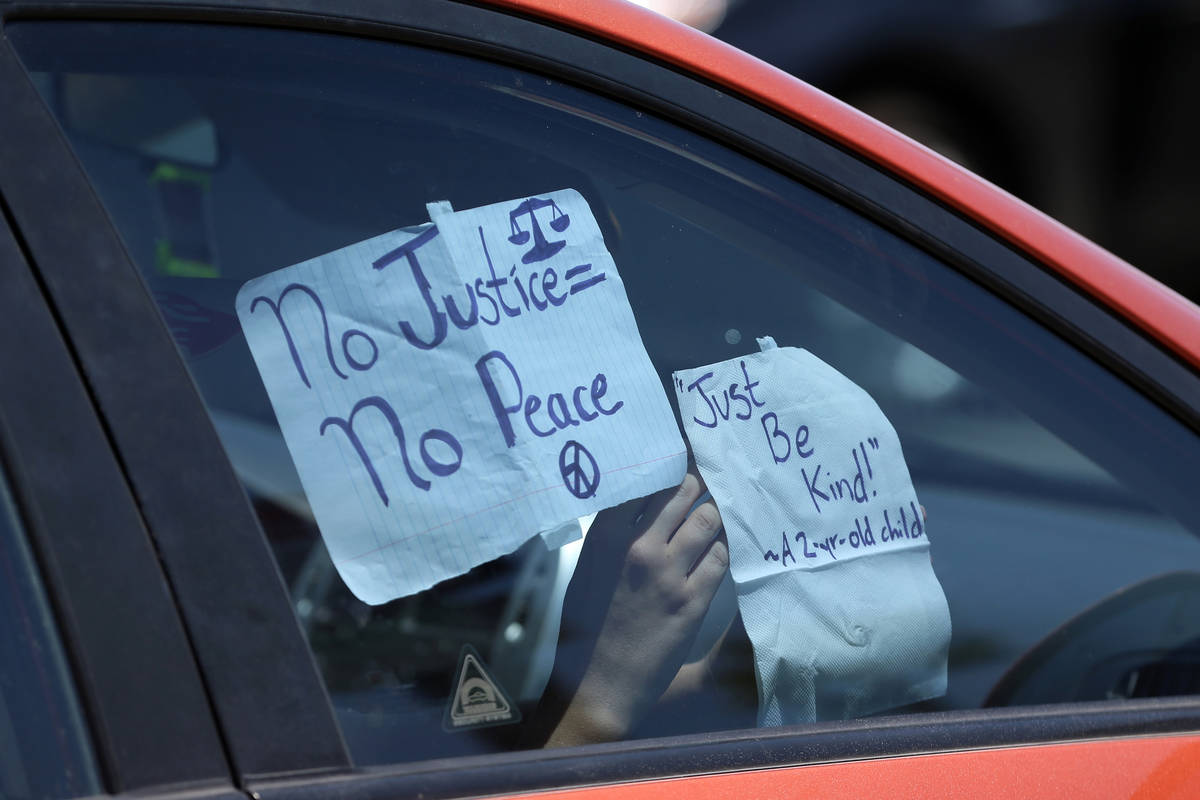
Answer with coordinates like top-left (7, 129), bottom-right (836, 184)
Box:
top-left (559, 440), bottom-right (600, 499)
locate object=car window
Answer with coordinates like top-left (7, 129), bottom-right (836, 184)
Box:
top-left (0, 459), bottom-right (99, 799)
top-left (10, 19), bottom-right (1200, 766)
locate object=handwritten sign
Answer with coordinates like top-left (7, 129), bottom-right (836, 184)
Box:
top-left (675, 337), bottom-right (949, 723)
top-left (237, 190), bottom-right (686, 604)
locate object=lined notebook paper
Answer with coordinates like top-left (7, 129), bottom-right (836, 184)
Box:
top-left (237, 189), bottom-right (686, 604)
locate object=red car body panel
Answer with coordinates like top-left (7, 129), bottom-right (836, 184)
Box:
top-left (511, 734), bottom-right (1200, 799)
top-left (489, 0), bottom-right (1200, 372)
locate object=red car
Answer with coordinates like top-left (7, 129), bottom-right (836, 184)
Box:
top-left (0, 0), bottom-right (1197, 798)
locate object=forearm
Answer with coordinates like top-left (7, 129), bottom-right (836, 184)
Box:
top-left (656, 660), bottom-right (708, 707)
top-left (545, 679), bottom-right (632, 747)
top-left (545, 641), bottom-right (658, 747)
top-left (540, 474), bottom-right (729, 748)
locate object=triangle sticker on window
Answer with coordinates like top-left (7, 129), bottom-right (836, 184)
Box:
top-left (442, 644), bottom-right (521, 732)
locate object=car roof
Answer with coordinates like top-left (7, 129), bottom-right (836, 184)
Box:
top-left (487, 0), bottom-right (1200, 373)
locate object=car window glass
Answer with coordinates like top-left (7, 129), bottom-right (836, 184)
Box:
top-left (11, 20), bottom-right (1200, 766)
top-left (0, 458), bottom-right (99, 799)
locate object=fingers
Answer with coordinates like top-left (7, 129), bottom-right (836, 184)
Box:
top-left (642, 474), bottom-right (725, 589)
top-left (591, 470), bottom-right (702, 534)
top-left (687, 531), bottom-right (729, 594)
top-left (646, 471), bottom-right (707, 545)
top-left (667, 497), bottom-right (724, 580)
top-left (581, 471), bottom-right (727, 603)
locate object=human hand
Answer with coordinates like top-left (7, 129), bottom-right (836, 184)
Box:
top-left (547, 472), bottom-right (729, 747)
top-left (656, 609), bottom-right (735, 707)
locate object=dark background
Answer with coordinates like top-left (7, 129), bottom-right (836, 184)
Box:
top-left (678, 0), bottom-right (1200, 304)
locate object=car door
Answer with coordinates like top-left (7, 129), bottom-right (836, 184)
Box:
top-left (0, 108), bottom-right (240, 800)
top-left (1, 1), bottom-right (1198, 798)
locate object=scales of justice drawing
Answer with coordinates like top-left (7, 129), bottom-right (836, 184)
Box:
top-left (508, 197), bottom-right (571, 264)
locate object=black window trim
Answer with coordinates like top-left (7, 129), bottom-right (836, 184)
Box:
top-left (0, 0), bottom-right (1197, 797)
top-left (0, 22), bottom-right (352, 785)
top-left (0, 188), bottom-right (234, 792)
top-left (247, 698), bottom-right (1200, 800)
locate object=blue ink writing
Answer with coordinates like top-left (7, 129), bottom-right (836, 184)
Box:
top-left (740, 360), bottom-right (766, 408)
top-left (761, 412), bottom-right (813, 464)
top-left (374, 216), bottom-right (605, 352)
top-left (685, 363), bottom-right (766, 429)
top-left (319, 395), bottom-right (463, 503)
top-left (881, 502), bottom-right (924, 542)
top-left (341, 330), bottom-right (378, 371)
top-left (373, 225), bottom-right (447, 350)
top-left (814, 534), bottom-right (839, 560)
top-left (794, 531), bottom-right (818, 559)
top-left (780, 530), bottom-right (795, 567)
top-left (793, 439), bottom-right (881, 514)
top-left (481, 227), bottom-right (522, 319)
top-left (847, 516), bottom-right (877, 549)
top-left (250, 282), bottom-right (377, 387)
top-left (565, 263), bottom-right (607, 294)
top-left (762, 504), bottom-right (921, 573)
top-left (475, 350), bottom-right (623, 448)
top-left (802, 463), bottom-right (829, 513)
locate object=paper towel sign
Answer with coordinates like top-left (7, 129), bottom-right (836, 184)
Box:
top-left (237, 189), bottom-right (686, 604)
top-left (675, 337), bottom-right (949, 724)
top-left (674, 338), bottom-right (931, 580)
